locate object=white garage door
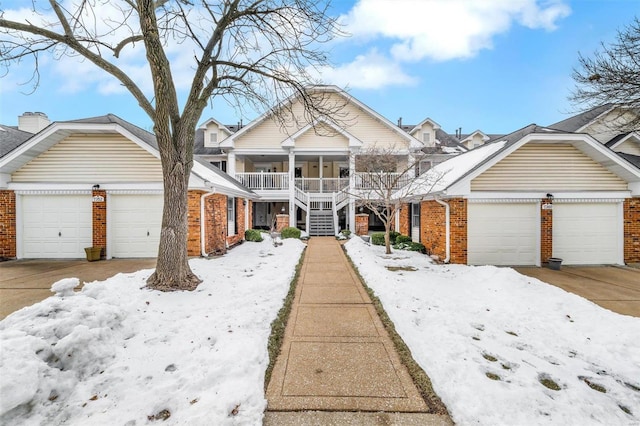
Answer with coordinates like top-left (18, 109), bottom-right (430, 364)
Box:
top-left (22, 194), bottom-right (92, 258)
top-left (110, 194), bottom-right (163, 258)
top-left (553, 203), bottom-right (621, 265)
top-left (468, 203), bottom-right (538, 266)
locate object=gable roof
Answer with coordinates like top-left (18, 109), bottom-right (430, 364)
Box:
top-left (404, 123), bottom-right (640, 198)
top-left (0, 125), bottom-right (34, 158)
top-left (409, 117), bottom-right (441, 133)
top-left (221, 85), bottom-right (424, 150)
top-left (0, 114), bottom-right (255, 198)
top-left (548, 104), bottom-right (614, 132)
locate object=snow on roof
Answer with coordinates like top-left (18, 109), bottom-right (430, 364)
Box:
top-left (398, 141), bottom-right (507, 198)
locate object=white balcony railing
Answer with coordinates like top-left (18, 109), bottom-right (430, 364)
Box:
top-left (234, 172), bottom-right (410, 192)
top-left (294, 178), bottom-right (349, 193)
top-left (354, 172), bottom-right (412, 190)
top-left (235, 172), bottom-right (289, 190)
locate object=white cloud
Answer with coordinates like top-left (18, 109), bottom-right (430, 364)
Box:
top-left (327, 0), bottom-right (571, 90)
top-left (314, 50), bottom-right (417, 89)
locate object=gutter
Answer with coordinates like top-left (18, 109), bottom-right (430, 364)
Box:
top-left (201, 184), bottom-right (217, 257)
top-left (434, 197), bottom-right (450, 263)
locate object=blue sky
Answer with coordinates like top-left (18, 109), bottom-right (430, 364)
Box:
top-left (1, 0), bottom-right (638, 135)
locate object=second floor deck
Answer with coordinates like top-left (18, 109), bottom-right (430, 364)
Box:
top-left (235, 172), bottom-right (413, 193)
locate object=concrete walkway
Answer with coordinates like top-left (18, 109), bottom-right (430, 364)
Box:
top-left (265, 238), bottom-right (451, 425)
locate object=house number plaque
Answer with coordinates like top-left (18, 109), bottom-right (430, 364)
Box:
top-left (92, 195), bottom-right (105, 202)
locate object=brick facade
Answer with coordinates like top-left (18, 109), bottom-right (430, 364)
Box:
top-left (399, 203), bottom-right (410, 236)
top-left (540, 199), bottom-right (553, 263)
top-left (624, 198), bottom-right (640, 263)
top-left (355, 213), bottom-right (369, 235)
top-left (420, 198), bottom-right (466, 264)
top-left (92, 190), bottom-right (107, 258)
top-left (0, 190), bottom-right (16, 258)
top-left (187, 191), bottom-right (247, 257)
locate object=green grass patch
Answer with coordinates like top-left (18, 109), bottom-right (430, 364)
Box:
top-left (342, 246), bottom-right (450, 416)
top-left (580, 377), bottom-right (607, 393)
top-left (483, 353), bottom-right (498, 362)
top-left (385, 266), bottom-right (418, 272)
top-left (539, 374), bottom-right (561, 391)
top-left (486, 372), bottom-right (501, 381)
top-left (264, 249), bottom-right (306, 391)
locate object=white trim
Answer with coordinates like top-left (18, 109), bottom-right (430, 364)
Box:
top-left (467, 198), bottom-right (542, 204)
top-left (466, 191), bottom-right (631, 200)
top-left (14, 189), bottom-right (92, 195)
top-left (553, 198), bottom-right (624, 204)
top-left (15, 194), bottom-right (23, 259)
top-left (106, 189), bottom-right (164, 195)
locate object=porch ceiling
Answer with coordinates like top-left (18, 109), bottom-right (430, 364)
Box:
top-left (241, 154), bottom-right (348, 163)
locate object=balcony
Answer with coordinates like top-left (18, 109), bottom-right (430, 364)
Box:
top-left (235, 172), bottom-right (412, 192)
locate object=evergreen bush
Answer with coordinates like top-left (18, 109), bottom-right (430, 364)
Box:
top-left (281, 227), bottom-right (301, 239)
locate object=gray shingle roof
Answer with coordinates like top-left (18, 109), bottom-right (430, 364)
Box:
top-left (193, 128), bottom-right (224, 155)
top-left (65, 114), bottom-right (158, 150)
top-left (617, 153), bottom-right (640, 169)
top-left (605, 132), bottom-right (632, 148)
top-left (0, 125), bottom-right (34, 158)
top-left (548, 104), bottom-right (613, 132)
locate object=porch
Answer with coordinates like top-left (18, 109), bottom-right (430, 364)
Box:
top-left (235, 173), bottom-right (412, 192)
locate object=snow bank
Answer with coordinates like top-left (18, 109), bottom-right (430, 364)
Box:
top-left (0, 237), bottom-right (305, 426)
top-left (345, 237), bottom-right (640, 425)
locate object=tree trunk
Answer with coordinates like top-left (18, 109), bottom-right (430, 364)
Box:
top-left (147, 128), bottom-right (201, 291)
top-left (384, 222), bottom-right (392, 255)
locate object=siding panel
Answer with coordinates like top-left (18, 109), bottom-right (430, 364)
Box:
top-left (471, 144), bottom-right (627, 191)
top-left (12, 134), bottom-right (163, 183)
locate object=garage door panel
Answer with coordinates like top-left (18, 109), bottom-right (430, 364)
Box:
top-left (468, 203), bottom-right (538, 266)
top-left (553, 203), bottom-right (620, 265)
top-left (22, 195), bottom-right (92, 258)
top-left (110, 194), bottom-right (162, 258)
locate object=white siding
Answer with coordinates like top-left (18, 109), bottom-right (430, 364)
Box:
top-left (233, 92), bottom-right (410, 151)
top-left (471, 144), bottom-right (627, 191)
top-left (614, 139), bottom-right (640, 156)
top-left (12, 134), bottom-right (163, 183)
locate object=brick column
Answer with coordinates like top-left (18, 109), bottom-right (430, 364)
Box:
top-left (187, 190), bottom-right (204, 256)
top-left (540, 198), bottom-right (553, 263)
top-left (0, 190), bottom-right (16, 258)
top-left (355, 213), bottom-right (369, 236)
top-left (624, 198), bottom-right (640, 264)
top-left (276, 214), bottom-right (289, 232)
top-left (92, 190), bottom-right (107, 258)
top-left (399, 203), bottom-right (410, 236)
top-left (449, 198), bottom-right (467, 264)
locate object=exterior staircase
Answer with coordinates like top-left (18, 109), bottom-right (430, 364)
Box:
top-left (309, 211), bottom-right (334, 236)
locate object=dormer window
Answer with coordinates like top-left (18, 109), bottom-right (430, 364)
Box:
top-left (210, 132), bottom-right (218, 144)
top-left (423, 132), bottom-right (431, 143)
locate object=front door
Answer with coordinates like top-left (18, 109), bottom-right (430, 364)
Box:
top-left (254, 202), bottom-right (269, 228)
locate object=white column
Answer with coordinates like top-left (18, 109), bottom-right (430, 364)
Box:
top-left (227, 151), bottom-right (236, 177)
top-left (319, 155), bottom-right (324, 193)
top-left (348, 151), bottom-right (357, 233)
top-left (289, 151), bottom-right (296, 219)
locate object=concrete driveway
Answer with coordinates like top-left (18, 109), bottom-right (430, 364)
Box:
top-left (0, 259), bottom-right (156, 320)
top-left (515, 266), bottom-right (640, 317)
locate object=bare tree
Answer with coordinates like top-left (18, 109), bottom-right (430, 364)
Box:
top-left (570, 16), bottom-right (640, 131)
top-left (0, 0), bottom-right (340, 291)
top-left (349, 146), bottom-right (443, 254)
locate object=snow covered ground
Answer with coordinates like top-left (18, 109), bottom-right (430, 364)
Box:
top-left (345, 237), bottom-right (640, 426)
top-left (0, 236), bottom-right (304, 426)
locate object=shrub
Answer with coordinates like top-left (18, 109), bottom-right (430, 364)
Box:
top-left (245, 229), bottom-right (264, 242)
top-left (395, 235), bottom-right (411, 244)
top-left (371, 232), bottom-right (386, 246)
top-left (389, 231), bottom-right (401, 244)
top-left (340, 229), bottom-right (351, 236)
top-left (393, 241), bottom-right (427, 253)
top-left (281, 227), bottom-right (301, 239)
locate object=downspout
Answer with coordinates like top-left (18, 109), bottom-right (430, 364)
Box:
top-left (201, 184), bottom-right (216, 257)
top-left (434, 197), bottom-right (450, 263)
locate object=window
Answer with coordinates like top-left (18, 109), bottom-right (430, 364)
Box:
top-left (423, 132), bottom-right (431, 143)
top-left (418, 160), bottom-right (432, 175)
top-left (210, 160), bottom-right (227, 172)
top-left (210, 132), bottom-right (218, 144)
top-left (227, 197), bottom-right (236, 236)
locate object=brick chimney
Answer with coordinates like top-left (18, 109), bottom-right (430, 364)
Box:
top-left (18, 112), bottom-right (50, 134)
